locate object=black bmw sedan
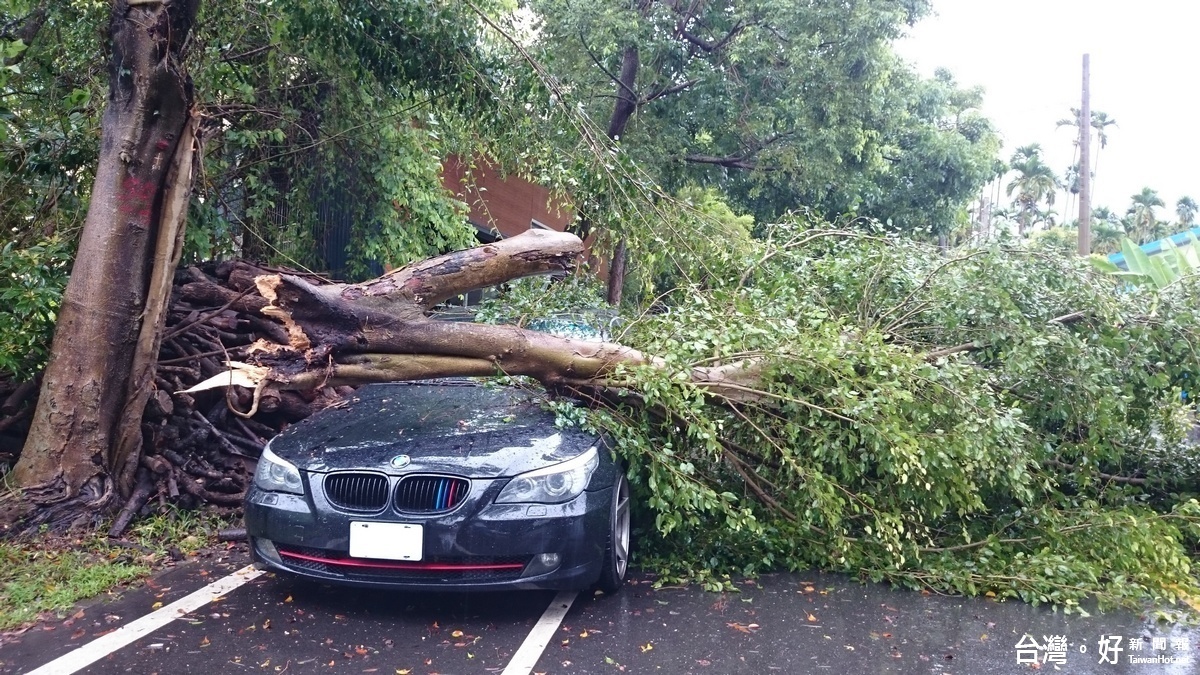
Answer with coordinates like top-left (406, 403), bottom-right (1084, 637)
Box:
top-left (245, 380), bottom-right (630, 593)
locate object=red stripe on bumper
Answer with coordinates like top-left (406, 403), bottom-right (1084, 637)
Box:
top-left (279, 550), bottom-right (526, 572)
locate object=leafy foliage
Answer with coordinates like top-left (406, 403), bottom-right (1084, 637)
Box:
top-left (526, 1), bottom-right (998, 238)
top-left (0, 3), bottom-right (108, 248)
top-left (1091, 235), bottom-right (1200, 289)
top-left (475, 274), bottom-right (608, 328)
top-left (184, 0), bottom-right (504, 277)
top-left (536, 223), bottom-right (1200, 609)
top-left (0, 237), bottom-right (72, 379)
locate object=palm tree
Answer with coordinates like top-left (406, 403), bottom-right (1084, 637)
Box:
top-left (1056, 109), bottom-right (1116, 210)
top-left (1056, 110), bottom-right (1083, 218)
top-left (1061, 162), bottom-right (1080, 220)
top-left (1127, 187), bottom-right (1165, 244)
top-left (1090, 207), bottom-right (1125, 254)
top-left (1089, 111), bottom-right (1117, 198)
top-left (1006, 145), bottom-right (1059, 236)
top-left (1033, 206), bottom-right (1058, 230)
top-left (1177, 196), bottom-right (1198, 228)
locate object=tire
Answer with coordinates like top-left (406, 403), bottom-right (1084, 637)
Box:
top-left (595, 472), bottom-right (631, 594)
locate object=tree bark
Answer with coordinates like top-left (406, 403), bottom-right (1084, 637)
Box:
top-left (603, 45), bottom-right (639, 306)
top-left (606, 46), bottom-right (640, 141)
top-left (6, 0), bottom-right (199, 528)
top-left (112, 113), bottom-right (200, 496)
top-left (181, 230), bottom-right (767, 406)
top-left (606, 237), bottom-right (627, 306)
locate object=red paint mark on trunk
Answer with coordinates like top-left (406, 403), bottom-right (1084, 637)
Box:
top-left (120, 175), bottom-right (157, 225)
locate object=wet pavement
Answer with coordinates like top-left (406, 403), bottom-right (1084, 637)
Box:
top-left (1, 547), bottom-right (1196, 674)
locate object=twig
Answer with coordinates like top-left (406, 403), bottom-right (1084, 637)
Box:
top-left (108, 468), bottom-right (156, 537)
top-left (164, 288), bottom-right (252, 341)
top-left (1044, 459), bottom-right (1148, 485)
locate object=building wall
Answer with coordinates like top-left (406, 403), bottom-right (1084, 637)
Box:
top-left (441, 155), bottom-right (573, 237)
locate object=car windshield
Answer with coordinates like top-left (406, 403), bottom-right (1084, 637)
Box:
top-left (525, 312), bottom-right (618, 342)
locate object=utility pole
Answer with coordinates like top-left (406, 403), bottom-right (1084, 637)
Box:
top-left (1078, 54), bottom-right (1091, 256)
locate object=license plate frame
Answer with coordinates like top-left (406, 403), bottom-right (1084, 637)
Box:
top-left (348, 521), bottom-right (423, 561)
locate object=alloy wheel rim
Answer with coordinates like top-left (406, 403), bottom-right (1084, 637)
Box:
top-left (613, 476), bottom-right (631, 578)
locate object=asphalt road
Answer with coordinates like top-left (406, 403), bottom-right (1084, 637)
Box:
top-left (1, 545), bottom-right (1196, 674)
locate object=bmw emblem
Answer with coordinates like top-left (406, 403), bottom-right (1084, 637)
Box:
top-left (390, 454), bottom-right (411, 469)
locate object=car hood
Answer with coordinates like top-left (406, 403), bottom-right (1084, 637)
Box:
top-left (265, 382), bottom-right (599, 477)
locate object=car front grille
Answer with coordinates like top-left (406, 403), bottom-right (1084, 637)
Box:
top-left (324, 472), bottom-right (389, 511)
top-left (275, 544), bottom-right (528, 583)
top-left (394, 475), bottom-right (469, 513)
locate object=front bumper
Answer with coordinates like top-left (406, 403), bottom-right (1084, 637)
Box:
top-left (245, 477), bottom-right (613, 592)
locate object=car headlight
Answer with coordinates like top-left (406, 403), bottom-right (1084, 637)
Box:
top-left (254, 444), bottom-right (304, 495)
top-left (496, 447), bottom-right (599, 504)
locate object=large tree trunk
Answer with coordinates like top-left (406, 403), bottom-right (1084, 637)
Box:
top-left (6, 0), bottom-right (200, 528)
top-left (602, 47), bottom-right (638, 307)
top-left (183, 230), bottom-right (762, 405)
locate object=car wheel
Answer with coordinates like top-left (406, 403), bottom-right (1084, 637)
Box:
top-left (596, 472), bottom-right (630, 594)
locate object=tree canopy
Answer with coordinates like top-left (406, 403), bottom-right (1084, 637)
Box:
top-left (526, 0), bottom-right (999, 236)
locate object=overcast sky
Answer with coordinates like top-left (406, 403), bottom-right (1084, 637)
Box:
top-left (895, 0), bottom-right (1199, 222)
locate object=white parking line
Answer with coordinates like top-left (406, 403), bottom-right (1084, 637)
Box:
top-left (26, 565), bottom-right (264, 675)
top-left (501, 591), bottom-right (578, 675)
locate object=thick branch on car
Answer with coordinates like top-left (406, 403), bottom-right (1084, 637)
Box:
top-left (182, 230), bottom-right (767, 405)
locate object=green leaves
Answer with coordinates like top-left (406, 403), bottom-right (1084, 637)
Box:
top-left (0, 237), bottom-right (72, 379)
top-left (1090, 235), bottom-right (1200, 289)
top-left (519, 223), bottom-right (1200, 608)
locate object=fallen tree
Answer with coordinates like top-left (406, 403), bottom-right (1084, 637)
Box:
top-left (186, 228), bottom-right (761, 401)
top-left (159, 223), bottom-right (1200, 611)
top-left (15, 0), bottom-right (1199, 616)
top-left (3, 218), bottom-right (1200, 611)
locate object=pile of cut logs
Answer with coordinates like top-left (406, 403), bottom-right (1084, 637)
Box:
top-left (0, 261), bottom-right (352, 535)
